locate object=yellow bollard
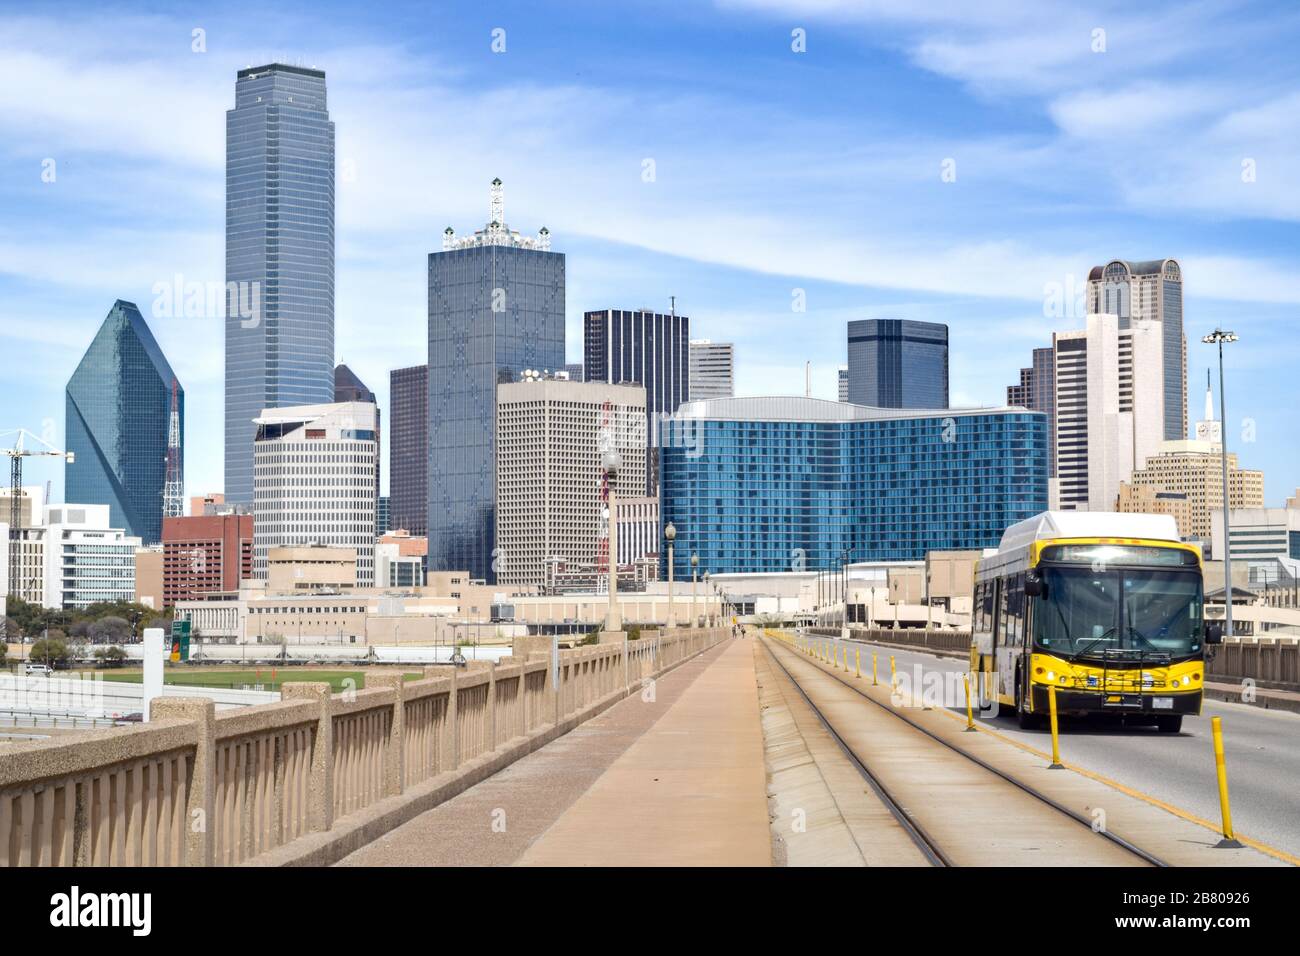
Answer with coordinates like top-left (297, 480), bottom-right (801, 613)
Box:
top-left (889, 655), bottom-right (896, 684)
top-left (1047, 685), bottom-right (1063, 769)
top-left (1211, 717), bottom-right (1243, 848)
top-left (872, 653), bottom-right (878, 686)
top-left (855, 649), bottom-right (861, 679)
top-left (963, 673), bottom-right (975, 731)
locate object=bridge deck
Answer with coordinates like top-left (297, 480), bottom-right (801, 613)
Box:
top-left (337, 636), bottom-right (770, 867)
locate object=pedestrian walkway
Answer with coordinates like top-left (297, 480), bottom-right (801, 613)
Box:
top-left (336, 635), bottom-right (770, 866)
top-left (518, 636), bottom-right (770, 866)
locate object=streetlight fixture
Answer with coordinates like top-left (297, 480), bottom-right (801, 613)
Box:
top-left (702, 571), bottom-right (711, 626)
top-left (602, 446), bottom-right (623, 633)
top-left (690, 553), bottom-right (699, 629)
top-left (1203, 328), bottom-right (1238, 639)
top-left (664, 522), bottom-right (677, 628)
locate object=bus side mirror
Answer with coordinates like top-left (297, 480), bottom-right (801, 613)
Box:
top-left (1205, 622), bottom-right (1224, 645)
top-left (1024, 573), bottom-right (1043, 598)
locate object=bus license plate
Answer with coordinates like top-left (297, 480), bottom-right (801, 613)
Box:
top-left (1152, 697), bottom-right (1174, 710)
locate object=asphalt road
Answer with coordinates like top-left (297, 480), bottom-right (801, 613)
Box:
top-left (806, 632), bottom-right (1300, 862)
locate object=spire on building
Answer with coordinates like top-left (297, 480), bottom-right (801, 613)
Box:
top-left (441, 179), bottom-right (552, 251)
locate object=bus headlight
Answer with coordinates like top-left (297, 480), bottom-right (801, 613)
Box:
top-left (1045, 671), bottom-right (1056, 682)
top-left (1181, 675), bottom-right (1190, 687)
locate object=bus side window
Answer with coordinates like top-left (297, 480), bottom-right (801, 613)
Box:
top-left (1009, 573), bottom-right (1024, 646)
top-left (996, 575), bottom-right (1009, 645)
top-left (974, 581), bottom-right (985, 631)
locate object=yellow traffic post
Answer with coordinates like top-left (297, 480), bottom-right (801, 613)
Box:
top-left (1047, 685), bottom-right (1064, 769)
top-left (963, 673), bottom-right (975, 731)
top-left (1211, 717), bottom-right (1243, 848)
top-left (872, 653), bottom-right (878, 686)
top-left (889, 655), bottom-right (896, 683)
top-left (855, 649), bottom-right (861, 679)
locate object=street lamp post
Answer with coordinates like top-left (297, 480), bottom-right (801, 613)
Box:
top-left (1204, 328), bottom-right (1238, 639)
top-left (603, 448), bottom-right (622, 633)
top-left (665, 522), bottom-right (677, 628)
top-left (690, 553), bottom-right (699, 629)
top-left (702, 571), bottom-right (711, 626)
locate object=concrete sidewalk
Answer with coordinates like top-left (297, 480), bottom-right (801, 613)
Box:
top-left (518, 637), bottom-right (771, 866)
top-left (336, 636), bottom-right (769, 867)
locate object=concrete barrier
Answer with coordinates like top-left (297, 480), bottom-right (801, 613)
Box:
top-left (0, 628), bottom-right (725, 867)
top-left (811, 626), bottom-right (972, 656)
top-left (1207, 637), bottom-right (1300, 689)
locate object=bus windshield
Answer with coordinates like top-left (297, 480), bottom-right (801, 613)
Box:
top-left (1033, 566), bottom-right (1203, 660)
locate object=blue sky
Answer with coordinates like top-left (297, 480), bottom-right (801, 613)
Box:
top-left (1, 0), bottom-right (1297, 503)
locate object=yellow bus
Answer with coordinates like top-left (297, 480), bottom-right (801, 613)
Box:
top-left (972, 512), bottom-right (1223, 733)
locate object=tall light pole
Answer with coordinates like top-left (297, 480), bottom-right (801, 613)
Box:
top-left (690, 553), bottom-right (699, 629)
top-left (702, 571), bottom-right (711, 626)
top-left (664, 522), bottom-right (677, 628)
top-left (603, 448), bottom-right (623, 633)
top-left (1203, 328), bottom-right (1238, 639)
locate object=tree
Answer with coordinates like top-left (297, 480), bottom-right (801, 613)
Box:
top-left (88, 616), bottom-right (131, 644)
top-left (92, 645), bottom-right (128, 667)
top-left (28, 637), bottom-right (70, 668)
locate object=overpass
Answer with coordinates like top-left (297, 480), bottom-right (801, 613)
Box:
top-left (1, 626), bottom-right (1298, 866)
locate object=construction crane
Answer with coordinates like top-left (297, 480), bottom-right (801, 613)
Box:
top-left (2, 429), bottom-right (74, 599)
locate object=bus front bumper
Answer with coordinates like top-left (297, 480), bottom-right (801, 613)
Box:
top-left (1031, 686), bottom-right (1202, 717)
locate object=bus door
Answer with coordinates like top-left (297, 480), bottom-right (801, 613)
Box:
top-left (982, 576), bottom-right (1001, 707)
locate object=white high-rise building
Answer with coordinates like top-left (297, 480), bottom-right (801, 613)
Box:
top-left (837, 366), bottom-right (848, 403)
top-left (688, 339), bottom-right (734, 401)
top-left (1052, 313), bottom-right (1163, 511)
top-left (41, 503), bottom-right (141, 610)
top-left (1086, 258), bottom-right (1186, 441)
top-left (252, 402), bottom-right (379, 587)
top-left (496, 379), bottom-right (647, 588)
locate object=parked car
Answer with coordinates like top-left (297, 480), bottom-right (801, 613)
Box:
top-left (24, 663), bottom-right (52, 676)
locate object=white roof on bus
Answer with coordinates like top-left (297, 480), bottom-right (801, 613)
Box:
top-left (997, 511), bottom-right (1181, 554)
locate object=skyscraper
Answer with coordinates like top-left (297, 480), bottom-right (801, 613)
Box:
top-left (584, 307), bottom-right (690, 490)
top-left (1087, 258), bottom-right (1186, 441)
top-left (495, 379), bottom-right (647, 588)
top-left (225, 64), bottom-right (336, 505)
top-left (335, 364), bottom-right (380, 517)
top-left (837, 367), bottom-right (848, 403)
top-left (846, 319), bottom-right (948, 408)
top-left (1006, 346), bottom-right (1056, 476)
top-left (66, 300), bottom-right (182, 546)
top-left (389, 364), bottom-right (428, 536)
top-left (252, 402), bottom-right (378, 586)
top-left (688, 339), bottom-right (734, 401)
top-left (1051, 313), bottom-right (1163, 511)
top-left (429, 179), bottom-right (564, 582)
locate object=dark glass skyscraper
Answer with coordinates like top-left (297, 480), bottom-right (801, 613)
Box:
top-left (225, 64), bottom-right (335, 504)
top-left (583, 307), bottom-right (690, 490)
top-left (66, 300), bottom-right (182, 545)
top-left (390, 364), bottom-right (428, 537)
top-left (846, 319), bottom-right (949, 409)
top-left (428, 180), bottom-right (564, 582)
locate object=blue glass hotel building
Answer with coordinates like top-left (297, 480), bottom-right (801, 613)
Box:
top-left (66, 300), bottom-right (182, 546)
top-left (659, 397), bottom-right (1047, 576)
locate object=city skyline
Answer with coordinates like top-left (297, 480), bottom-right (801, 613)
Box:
top-left (2, 2), bottom-right (1297, 507)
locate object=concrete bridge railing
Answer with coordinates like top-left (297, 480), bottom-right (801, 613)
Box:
top-left (810, 626), bottom-right (973, 655)
top-left (0, 628), bottom-right (725, 867)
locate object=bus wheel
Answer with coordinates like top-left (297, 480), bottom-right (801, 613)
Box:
top-left (1016, 678), bottom-right (1042, 730)
top-left (1156, 714), bottom-right (1183, 734)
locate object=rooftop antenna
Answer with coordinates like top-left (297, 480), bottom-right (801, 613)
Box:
top-left (805, 361), bottom-right (811, 398)
top-left (490, 177), bottom-right (504, 225)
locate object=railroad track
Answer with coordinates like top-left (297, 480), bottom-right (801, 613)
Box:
top-left (760, 634), bottom-right (1169, 867)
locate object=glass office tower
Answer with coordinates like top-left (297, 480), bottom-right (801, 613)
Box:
top-left (659, 397), bottom-right (1046, 574)
top-left (389, 364), bottom-right (429, 537)
top-left (66, 300), bottom-right (182, 545)
top-left (428, 180), bottom-right (564, 582)
top-left (225, 64), bottom-right (335, 504)
top-left (846, 319), bottom-right (949, 409)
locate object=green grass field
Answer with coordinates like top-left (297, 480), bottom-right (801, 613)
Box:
top-left (100, 668), bottom-right (424, 693)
